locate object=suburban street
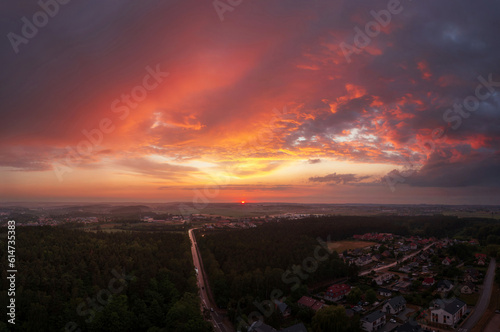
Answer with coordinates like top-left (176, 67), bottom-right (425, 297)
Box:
top-left (189, 229), bottom-right (233, 332)
top-left (461, 258), bottom-right (497, 331)
top-left (360, 242), bottom-right (435, 276)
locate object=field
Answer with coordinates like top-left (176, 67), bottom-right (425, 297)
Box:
top-left (327, 240), bottom-right (378, 252)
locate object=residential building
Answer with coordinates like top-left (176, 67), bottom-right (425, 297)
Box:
top-left (374, 273), bottom-right (394, 286)
top-left (273, 299), bottom-right (291, 318)
top-left (442, 257), bottom-right (452, 266)
top-left (356, 255), bottom-right (373, 266)
top-left (436, 280), bottom-right (453, 293)
top-left (430, 298), bottom-right (467, 327)
top-left (297, 296), bottom-right (326, 312)
top-left (460, 282), bottom-right (475, 294)
top-left (382, 296), bottom-right (407, 315)
top-left (422, 277), bottom-right (435, 286)
top-left (325, 284), bottom-right (351, 302)
top-left (361, 311), bottom-right (386, 332)
top-left (378, 287), bottom-right (393, 297)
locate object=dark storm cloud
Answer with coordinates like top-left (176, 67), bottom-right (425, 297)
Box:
top-left (404, 151), bottom-right (500, 187)
top-left (309, 173), bottom-right (369, 185)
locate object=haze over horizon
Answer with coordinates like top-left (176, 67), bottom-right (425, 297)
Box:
top-left (2, 0), bottom-right (500, 205)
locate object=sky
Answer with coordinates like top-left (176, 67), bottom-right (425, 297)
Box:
top-left (1, 0), bottom-right (500, 205)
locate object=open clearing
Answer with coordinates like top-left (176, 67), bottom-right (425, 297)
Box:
top-left (328, 240), bottom-right (377, 252)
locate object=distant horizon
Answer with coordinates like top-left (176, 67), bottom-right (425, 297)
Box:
top-left (1, 201), bottom-right (499, 207)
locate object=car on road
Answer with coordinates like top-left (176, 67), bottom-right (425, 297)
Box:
top-left (389, 318), bottom-right (396, 323)
top-left (211, 307), bottom-right (214, 312)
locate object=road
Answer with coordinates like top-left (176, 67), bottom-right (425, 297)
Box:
top-left (189, 229), bottom-right (233, 332)
top-left (461, 258), bottom-right (497, 331)
top-left (360, 243), bottom-right (435, 276)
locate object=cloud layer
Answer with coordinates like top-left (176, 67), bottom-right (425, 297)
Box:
top-left (1, 0), bottom-right (499, 203)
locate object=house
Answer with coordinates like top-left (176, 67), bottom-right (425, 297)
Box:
top-left (422, 277), bottom-right (435, 286)
top-left (273, 299), bottom-right (291, 318)
top-left (430, 298), bottom-right (467, 327)
top-left (476, 258), bottom-right (486, 266)
top-left (382, 250), bottom-right (392, 258)
top-left (378, 287), bottom-right (393, 297)
top-left (464, 268), bottom-right (481, 282)
top-left (382, 296), bottom-right (407, 315)
top-left (436, 280), bottom-right (454, 293)
top-left (325, 284), bottom-right (351, 302)
top-left (475, 253), bottom-right (487, 260)
top-left (460, 282), bottom-right (476, 294)
top-left (409, 243), bottom-right (418, 250)
top-left (361, 310), bottom-right (386, 332)
top-left (393, 281), bottom-right (411, 293)
top-left (374, 273), bottom-right (394, 286)
top-left (297, 296), bottom-right (326, 312)
top-left (356, 255), bottom-right (373, 266)
top-left (395, 321), bottom-right (424, 332)
top-left (442, 257), bottom-right (452, 266)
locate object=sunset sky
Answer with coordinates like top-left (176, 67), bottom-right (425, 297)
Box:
top-left (1, 0), bottom-right (499, 204)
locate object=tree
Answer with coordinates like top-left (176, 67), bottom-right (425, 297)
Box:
top-left (312, 306), bottom-right (349, 332)
top-left (348, 263), bottom-right (359, 282)
top-left (347, 287), bottom-right (363, 305)
top-left (366, 289), bottom-right (377, 304)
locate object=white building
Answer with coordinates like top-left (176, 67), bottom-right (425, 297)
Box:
top-left (430, 298), bottom-right (467, 327)
top-left (361, 311), bottom-right (386, 332)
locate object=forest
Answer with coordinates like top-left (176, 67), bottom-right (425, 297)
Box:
top-left (0, 227), bottom-right (211, 332)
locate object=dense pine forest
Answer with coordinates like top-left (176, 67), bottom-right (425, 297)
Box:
top-left (0, 227), bottom-right (211, 332)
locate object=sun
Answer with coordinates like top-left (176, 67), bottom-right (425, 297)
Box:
top-left (240, 200), bottom-right (245, 204)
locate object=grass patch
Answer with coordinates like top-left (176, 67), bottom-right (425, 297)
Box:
top-left (328, 240), bottom-right (378, 253)
top-left (459, 292), bottom-right (480, 306)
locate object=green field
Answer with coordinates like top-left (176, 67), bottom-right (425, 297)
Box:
top-left (328, 240), bottom-right (378, 252)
